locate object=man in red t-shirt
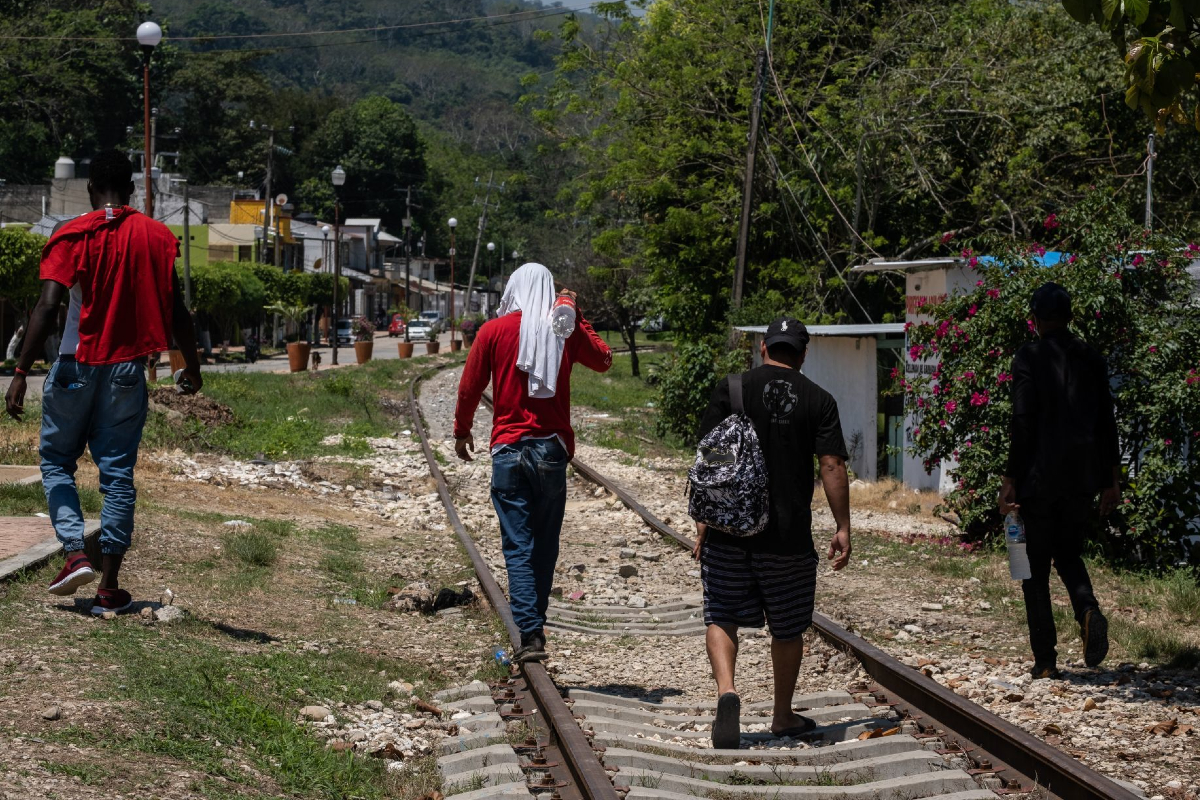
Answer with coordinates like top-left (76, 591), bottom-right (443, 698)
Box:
top-left (5, 150), bottom-right (201, 615)
top-left (454, 263), bottom-right (611, 662)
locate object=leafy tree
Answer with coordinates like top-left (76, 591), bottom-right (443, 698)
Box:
top-left (0, 229), bottom-right (45, 313)
top-left (903, 193), bottom-right (1200, 565)
top-left (191, 261), bottom-right (266, 342)
top-left (296, 97), bottom-right (426, 231)
top-left (1059, 0), bottom-right (1200, 131)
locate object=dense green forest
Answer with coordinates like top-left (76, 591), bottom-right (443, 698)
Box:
top-left (3, 0), bottom-right (1199, 337)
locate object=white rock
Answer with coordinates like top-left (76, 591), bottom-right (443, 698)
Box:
top-left (300, 705), bottom-right (332, 721)
top-left (627, 595), bottom-right (647, 609)
top-left (920, 602), bottom-right (943, 611)
top-left (154, 605), bottom-right (186, 623)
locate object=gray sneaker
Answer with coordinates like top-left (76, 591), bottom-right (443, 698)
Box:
top-left (514, 632), bottom-right (548, 663)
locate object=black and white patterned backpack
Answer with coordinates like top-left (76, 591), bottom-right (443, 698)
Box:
top-left (687, 373), bottom-right (769, 537)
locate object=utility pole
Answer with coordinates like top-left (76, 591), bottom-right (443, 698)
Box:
top-left (731, 49), bottom-right (767, 310)
top-left (1145, 133), bottom-right (1156, 231)
top-left (465, 171), bottom-right (504, 318)
top-left (171, 178), bottom-right (193, 307)
top-left (262, 128), bottom-right (274, 263)
top-left (401, 186), bottom-right (422, 343)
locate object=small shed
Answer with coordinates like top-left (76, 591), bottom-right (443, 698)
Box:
top-left (735, 323), bottom-right (905, 482)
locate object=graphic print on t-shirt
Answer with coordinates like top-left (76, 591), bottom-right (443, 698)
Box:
top-left (762, 379), bottom-right (798, 423)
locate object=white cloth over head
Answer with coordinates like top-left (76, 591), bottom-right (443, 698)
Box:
top-left (496, 262), bottom-right (564, 398)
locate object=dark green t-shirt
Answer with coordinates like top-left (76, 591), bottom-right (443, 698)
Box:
top-left (696, 364), bottom-right (847, 556)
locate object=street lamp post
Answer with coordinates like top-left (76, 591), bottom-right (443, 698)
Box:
top-left (331, 165), bottom-right (346, 365)
top-left (486, 242), bottom-right (495, 315)
top-left (136, 21), bottom-right (162, 219)
top-left (403, 216), bottom-right (413, 342)
top-left (448, 217), bottom-right (458, 347)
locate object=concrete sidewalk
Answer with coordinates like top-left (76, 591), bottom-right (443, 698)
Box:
top-left (0, 467), bottom-right (101, 580)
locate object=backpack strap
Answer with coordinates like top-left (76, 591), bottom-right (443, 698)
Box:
top-left (729, 372), bottom-right (745, 415)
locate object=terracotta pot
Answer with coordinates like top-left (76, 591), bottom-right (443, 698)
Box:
top-left (287, 341), bottom-right (311, 372)
top-left (450, 339), bottom-right (463, 352)
top-left (463, 333), bottom-right (475, 347)
top-left (148, 363), bottom-right (158, 383)
top-left (425, 340), bottom-right (441, 355)
top-left (354, 341), bottom-right (373, 364)
top-left (397, 342), bottom-right (414, 359)
top-left (167, 349), bottom-right (186, 374)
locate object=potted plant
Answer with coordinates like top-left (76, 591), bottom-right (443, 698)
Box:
top-left (352, 316), bottom-right (375, 363)
top-left (459, 315), bottom-right (477, 348)
top-left (266, 302), bottom-right (315, 372)
top-left (425, 321), bottom-right (441, 355)
top-left (395, 306), bottom-right (416, 359)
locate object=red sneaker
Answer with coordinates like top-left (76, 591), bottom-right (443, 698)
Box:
top-left (90, 588), bottom-right (134, 616)
top-left (48, 552), bottom-right (96, 596)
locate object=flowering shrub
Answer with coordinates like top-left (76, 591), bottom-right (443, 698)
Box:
top-left (351, 316), bottom-right (375, 342)
top-left (902, 194), bottom-right (1200, 566)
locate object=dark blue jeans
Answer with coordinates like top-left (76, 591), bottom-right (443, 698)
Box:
top-left (40, 359), bottom-right (148, 556)
top-left (491, 438), bottom-right (568, 637)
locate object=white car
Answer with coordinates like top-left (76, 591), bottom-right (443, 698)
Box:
top-left (407, 319), bottom-right (434, 340)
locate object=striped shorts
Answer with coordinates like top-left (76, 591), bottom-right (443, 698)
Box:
top-left (700, 540), bottom-right (818, 641)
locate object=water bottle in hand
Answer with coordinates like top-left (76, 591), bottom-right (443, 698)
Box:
top-left (550, 292), bottom-right (577, 339)
top-left (1004, 511), bottom-right (1031, 580)
top-left (173, 369), bottom-right (194, 395)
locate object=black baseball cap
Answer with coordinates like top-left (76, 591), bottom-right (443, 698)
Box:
top-left (1030, 282), bottom-right (1073, 322)
top-left (764, 316), bottom-right (810, 351)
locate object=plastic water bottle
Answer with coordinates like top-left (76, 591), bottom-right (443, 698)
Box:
top-left (493, 648), bottom-right (511, 666)
top-left (1004, 511), bottom-right (1031, 580)
top-left (550, 294), bottom-right (576, 339)
top-left (173, 369), bottom-right (194, 395)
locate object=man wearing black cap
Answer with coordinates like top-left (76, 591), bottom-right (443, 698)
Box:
top-left (694, 316), bottom-right (851, 750)
top-left (999, 282), bottom-right (1120, 678)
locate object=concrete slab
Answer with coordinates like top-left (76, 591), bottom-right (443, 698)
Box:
top-left (0, 466), bottom-right (41, 484)
top-left (0, 516), bottom-right (101, 581)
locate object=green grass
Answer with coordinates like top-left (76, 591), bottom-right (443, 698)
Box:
top-left (569, 350), bottom-right (689, 458)
top-left (0, 481), bottom-right (102, 515)
top-left (308, 522), bottom-right (390, 607)
top-left (66, 621), bottom-right (443, 799)
top-left (224, 530), bottom-right (278, 568)
top-left (143, 356), bottom-right (464, 461)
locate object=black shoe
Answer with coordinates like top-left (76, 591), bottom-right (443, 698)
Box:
top-left (1082, 608), bottom-right (1109, 668)
top-left (1030, 661), bottom-right (1061, 680)
top-left (514, 631), bottom-right (548, 663)
top-left (712, 692), bottom-right (741, 750)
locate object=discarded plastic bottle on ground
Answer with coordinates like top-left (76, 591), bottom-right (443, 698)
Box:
top-left (493, 648), bottom-right (511, 666)
top-left (1005, 511), bottom-right (1031, 580)
top-left (333, 597), bottom-right (357, 605)
top-left (173, 369), bottom-right (193, 395)
top-left (550, 293), bottom-right (576, 339)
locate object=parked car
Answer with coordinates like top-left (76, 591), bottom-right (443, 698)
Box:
top-left (387, 314), bottom-right (407, 337)
top-left (335, 318), bottom-right (353, 346)
top-left (419, 310), bottom-right (443, 326)
top-left (407, 319), bottom-right (434, 340)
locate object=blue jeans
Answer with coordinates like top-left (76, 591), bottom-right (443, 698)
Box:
top-left (40, 359), bottom-right (148, 556)
top-left (491, 438), bottom-right (569, 637)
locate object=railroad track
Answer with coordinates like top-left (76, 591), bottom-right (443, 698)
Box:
top-left (408, 365), bottom-right (1141, 800)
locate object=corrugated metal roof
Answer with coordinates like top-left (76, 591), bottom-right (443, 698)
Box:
top-left (735, 323), bottom-right (904, 336)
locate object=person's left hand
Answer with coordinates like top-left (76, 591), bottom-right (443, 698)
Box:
top-left (692, 523), bottom-right (707, 560)
top-left (5, 375), bottom-right (26, 421)
top-left (827, 528), bottom-right (851, 571)
top-left (455, 435), bottom-right (475, 462)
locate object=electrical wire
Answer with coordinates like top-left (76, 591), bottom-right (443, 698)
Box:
top-left (0, 4), bottom-right (600, 43)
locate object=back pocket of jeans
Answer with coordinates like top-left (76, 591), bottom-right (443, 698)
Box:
top-left (491, 450), bottom-right (522, 493)
top-left (111, 372), bottom-right (142, 390)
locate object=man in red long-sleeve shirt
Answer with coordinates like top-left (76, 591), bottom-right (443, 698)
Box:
top-left (454, 263), bottom-right (612, 663)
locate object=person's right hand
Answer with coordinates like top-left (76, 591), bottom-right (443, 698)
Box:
top-left (455, 435), bottom-right (475, 462)
top-left (5, 375), bottom-right (26, 420)
top-left (998, 479), bottom-right (1019, 516)
top-left (692, 523), bottom-right (707, 560)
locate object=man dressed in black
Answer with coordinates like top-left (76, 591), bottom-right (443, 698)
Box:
top-left (693, 317), bottom-right (851, 749)
top-left (999, 282), bottom-right (1120, 678)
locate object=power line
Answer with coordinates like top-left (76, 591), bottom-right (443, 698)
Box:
top-left (0, 4), bottom-right (600, 43)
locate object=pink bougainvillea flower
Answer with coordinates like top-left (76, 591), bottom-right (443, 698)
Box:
top-left (987, 288), bottom-right (1000, 299)
top-left (1132, 254), bottom-right (1145, 267)
top-left (1165, 438), bottom-right (1173, 446)
top-left (945, 400), bottom-right (958, 413)
top-left (1149, 345), bottom-right (1158, 353)
top-left (967, 304), bottom-right (978, 317)
top-left (1095, 311), bottom-right (1102, 318)
top-left (1044, 213), bottom-right (1059, 229)
top-left (936, 320), bottom-right (951, 339)
top-left (916, 397), bottom-right (927, 409)
top-left (960, 371), bottom-right (975, 380)
top-left (1067, 254), bottom-right (1077, 264)
top-left (941, 231), bottom-right (955, 244)
top-left (970, 391), bottom-right (989, 406)
top-left (890, 367), bottom-right (900, 379)
top-left (909, 344), bottom-right (925, 361)
top-left (976, 279), bottom-right (984, 287)
top-left (981, 425), bottom-right (990, 433)
top-left (963, 440), bottom-right (973, 448)
top-left (939, 419), bottom-right (948, 428)
top-left (1027, 319), bottom-right (1036, 332)
top-left (997, 372), bottom-right (1012, 383)
top-left (961, 247), bottom-right (973, 258)
top-left (1188, 242), bottom-right (1200, 254)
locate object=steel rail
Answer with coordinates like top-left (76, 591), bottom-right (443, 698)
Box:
top-left (408, 366), bottom-right (619, 800)
top-left (566, 454), bottom-right (1141, 800)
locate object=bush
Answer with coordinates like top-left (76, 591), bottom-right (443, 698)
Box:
top-left (655, 336), bottom-right (751, 445)
top-left (903, 193), bottom-right (1200, 566)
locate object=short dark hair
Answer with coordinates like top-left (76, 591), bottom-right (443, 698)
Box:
top-left (1030, 281), bottom-right (1072, 324)
top-left (766, 341), bottom-right (803, 365)
top-left (88, 149), bottom-right (134, 194)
